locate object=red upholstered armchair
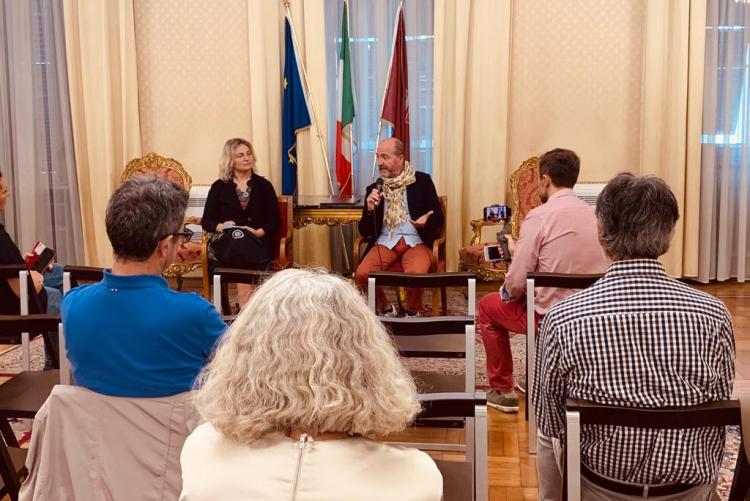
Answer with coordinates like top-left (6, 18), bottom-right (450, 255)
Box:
top-left (120, 153), bottom-right (202, 289)
top-left (201, 195), bottom-right (293, 298)
top-left (458, 157), bottom-right (542, 281)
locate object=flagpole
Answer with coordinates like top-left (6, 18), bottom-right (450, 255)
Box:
top-left (346, 0), bottom-right (355, 193)
top-left (283, 0), bottom-right (335, 196)
top-left (370, 0), bottom-right (404, 181)
top-left (285, 0), bottom-right (351, 271)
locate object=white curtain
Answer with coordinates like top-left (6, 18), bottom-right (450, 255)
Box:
top-left (327, 0), bottom-right (434, 193)
top-left (0, 0), bottom-right (84, 264)
top-left (699, 0), bottom-right (750, 282)
top-left (324, 0), bottom-right (434, 273)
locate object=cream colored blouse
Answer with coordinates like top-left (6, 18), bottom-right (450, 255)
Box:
top-left (179, 423), bottom-right (443, 501)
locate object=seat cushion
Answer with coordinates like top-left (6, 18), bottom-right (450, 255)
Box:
top-left (174, 240), bottom-right (202, 265)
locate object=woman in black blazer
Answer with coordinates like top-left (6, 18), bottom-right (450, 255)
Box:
top-left (202, 138), bottom-right (280, 292)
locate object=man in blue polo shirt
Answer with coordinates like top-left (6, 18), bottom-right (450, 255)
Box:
top-left (62, 176), bottom-right (225, 397)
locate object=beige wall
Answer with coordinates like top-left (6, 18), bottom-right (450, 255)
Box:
top-left (507, 0), bottom-right (647, 182)
top-left (134, 0), bottom-right (254, 185)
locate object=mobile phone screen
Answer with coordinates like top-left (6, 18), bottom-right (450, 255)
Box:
top-left (484, 245), bottom-right (503, 262)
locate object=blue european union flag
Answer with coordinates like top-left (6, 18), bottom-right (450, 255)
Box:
top-left (281, 17), bottom-right (311, 196)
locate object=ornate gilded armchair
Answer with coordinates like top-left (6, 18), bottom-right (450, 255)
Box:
top-left (120, 153), bottom-right (202, 289)
top-left (458, 157), bottom-right (542, 281)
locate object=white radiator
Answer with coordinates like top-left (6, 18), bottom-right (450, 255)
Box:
top-left (185, 185), bottom-right (210, 241)
top-left (573, 183), bottom-right (605, 207)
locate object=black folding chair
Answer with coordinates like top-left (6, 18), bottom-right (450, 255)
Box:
top-left (0, 315), bottom-right (66, 500)
top-left (368, 272), bottom-right (476, 317)
top-left (62, 265), bottom-right (104, 292)
top-left (381, 317), bottom-right (475, 394)
top-left (526, 272), bottom-right (602, 453)
top-left (407, 392), bottom-right (488, 501)
top-left (0, 265), bottom-right (53, 370)
top-left (564, 398), bottom-right (749, 500)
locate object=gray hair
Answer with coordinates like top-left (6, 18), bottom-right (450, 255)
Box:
top-left (218, 138), bottom-right (256, 181)
top-left (596, 173), bottom-right (679, 260)
top-left (106, 175), bottom-right (188, 261)
top-left (195, 268), bottom-right (420, 444)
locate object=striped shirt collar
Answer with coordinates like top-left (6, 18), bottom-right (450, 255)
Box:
top-left (604, 258), bottom-right (667, 278)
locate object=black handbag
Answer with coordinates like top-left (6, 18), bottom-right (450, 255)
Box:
top-left (211, 228), bottom-right (272, 269)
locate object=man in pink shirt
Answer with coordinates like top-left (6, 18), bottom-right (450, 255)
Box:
top-left (478, 149), bottom-right (608, 412)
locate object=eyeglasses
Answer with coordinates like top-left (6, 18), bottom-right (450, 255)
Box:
top-left (160, 226), bottom-right (194, 244)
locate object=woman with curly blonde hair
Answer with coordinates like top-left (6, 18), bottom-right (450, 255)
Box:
top-left (179, 268), bottom-right (442, 501)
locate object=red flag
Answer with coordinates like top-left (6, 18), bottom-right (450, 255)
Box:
top-left (381, 6), bottom-right (409, 161)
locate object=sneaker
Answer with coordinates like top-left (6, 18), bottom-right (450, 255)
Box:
top-left (382, 304), bottom-right (399, 317)
top-left (487, 389), bottom-right (519, 413)
top-left (515, 376), bottom-right (526, 394)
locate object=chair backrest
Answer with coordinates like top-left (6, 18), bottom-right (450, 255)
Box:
top-left (526, 272), bottom-right (604, 454)
top-left (368, 272), bottom-right (476, 316)
top-left (19, 385), bottom-right (200, 501)
top-left (0, 265), bottom-right (44, 315)
top-left (507, 156), bottom-right (541, 239)
top-left (564, 398), bottom-right (749, 501)
top-left (415, 392), bottom-right (488, 501)
top-left (381, 316), bottom-right (475, 393)
top-left (0, 315), bottom-right (64, 374)
top-left (62, 265), bottom-right (104, 293)
top-left (121, 152), bottom-right (192, 190)
top-left (212, 268), bottom-right (275, 314)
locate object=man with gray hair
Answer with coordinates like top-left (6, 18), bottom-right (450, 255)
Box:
top-left (62, 176), bottom-right (225, 397)
top-left (532, 173), bottom-right (735, 500)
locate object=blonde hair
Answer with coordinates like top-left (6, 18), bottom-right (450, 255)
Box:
top-left (195, 268), bottom-right (420, 444)
top-left (218, 138), bottom-right (256, 181)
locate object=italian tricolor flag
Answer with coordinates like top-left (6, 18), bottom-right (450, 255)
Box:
top-left (335, 0), bottom-right (354, 197)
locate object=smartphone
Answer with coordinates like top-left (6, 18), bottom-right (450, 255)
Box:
top-left (483, 244), bottom-right (507, 262)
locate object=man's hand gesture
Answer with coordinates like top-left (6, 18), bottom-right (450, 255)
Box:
top-left (410, 210), bottom-right (434, 229)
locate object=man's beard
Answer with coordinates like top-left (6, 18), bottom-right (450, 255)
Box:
top-left (539, 189), bottom-right (549, 203)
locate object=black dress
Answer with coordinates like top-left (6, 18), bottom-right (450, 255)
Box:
top-left (201, 173), bottom-right (280, 267)
top-left (0, 223), bottom-right (47, 315)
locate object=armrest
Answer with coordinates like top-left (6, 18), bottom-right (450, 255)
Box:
top-left (469, 219), bottom-right (504, 246)
top-left (278, 233), bottom-right (293, 268)
top-left (431, 235), bottom-right (445, 272)
top-left (353, 236), bottom-right (368, 271)
top-left (201, 232), bottom-right (212, 299)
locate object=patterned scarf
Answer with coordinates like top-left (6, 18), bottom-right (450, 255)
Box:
top-left (382, 161), bottom-right (417, 236)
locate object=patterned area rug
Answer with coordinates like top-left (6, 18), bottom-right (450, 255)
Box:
top-left (0, 337), bottom-right (45, 374)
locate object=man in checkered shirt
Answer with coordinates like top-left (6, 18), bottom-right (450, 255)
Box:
top-left (532, 173), bottom-right (735, 500)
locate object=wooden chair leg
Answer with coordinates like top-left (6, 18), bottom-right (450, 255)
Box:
top-left (396, 287), bottom-right (405, 313)
top-left (176, 275), bottom-right (184, 291)
top-left (431, 287), bottom-right (440, 316)
top-left (441, 287), bottom-right (448, 315)
top-left (0, 423), bottom-right (21, 501)
top-left (220, 282), bottom-right (231, 316)
top-left (0, 420), bottom-right (17, 449)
